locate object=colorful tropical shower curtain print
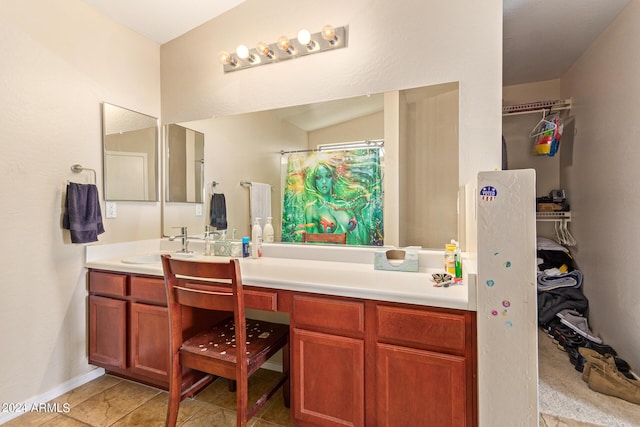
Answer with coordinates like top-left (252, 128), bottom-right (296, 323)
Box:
top-left (282, 147), bottom-right (384, 245)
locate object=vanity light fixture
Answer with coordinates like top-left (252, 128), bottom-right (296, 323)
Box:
top-left (218, 25), bottom-right (348, 73)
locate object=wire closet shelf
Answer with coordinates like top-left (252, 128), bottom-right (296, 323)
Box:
top-left (502, 98), bottom-right (572, 116)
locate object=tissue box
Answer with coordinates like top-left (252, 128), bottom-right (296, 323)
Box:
top-left (374, 246), bottom-right (420, 272)
top-left (213, 240), bottom-right (242, 257)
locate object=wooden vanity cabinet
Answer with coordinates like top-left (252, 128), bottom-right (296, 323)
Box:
top-left (88, 271), bottom-right (170, 388)
top-left (88, 269), bottom-right (477, 425)
top-left (290, 296), bottom-right (476, 427)
top-left (291, 294), bottom-right (366, 427)
top-left (375, 303), bottom-right (476, 427)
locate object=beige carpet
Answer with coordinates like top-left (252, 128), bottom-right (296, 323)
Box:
top-left (538, 329), bottom-right (640, 427)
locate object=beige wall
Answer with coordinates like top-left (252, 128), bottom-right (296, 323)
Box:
top-left (561, 0), bottom-right (640, 371)
top-left (400, 84), bottom-right (459, 249)
top-left (308, 112), bottom-right (384, 147)
top-left (0, 0), bottom-right (160, 409)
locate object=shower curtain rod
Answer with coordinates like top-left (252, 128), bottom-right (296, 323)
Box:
top-left (280, 139), bottom-right (384, 155)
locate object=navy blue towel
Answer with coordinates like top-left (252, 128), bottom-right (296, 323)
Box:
top-left (63, 183), bottom-right (105, 243)
top-left (210, 193), bottom-right (227, 230)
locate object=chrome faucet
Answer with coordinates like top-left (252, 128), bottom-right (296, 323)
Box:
top-left (169, 226), bottom-right (191, 253)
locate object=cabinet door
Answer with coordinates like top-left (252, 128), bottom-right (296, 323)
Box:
top-left (89, 295), bottom-right (127, 369)
top-left (292, 328), bottom-right (364, 427)
top-left (129, 302), bottom-right (170, 382)
top-left (376, 343), bottom-right (467, 427)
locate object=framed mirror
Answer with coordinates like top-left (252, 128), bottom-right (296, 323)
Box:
top-left (102, 103), bottom-right (159, 201)
top-left (165, 124), bottom-right (205, 203)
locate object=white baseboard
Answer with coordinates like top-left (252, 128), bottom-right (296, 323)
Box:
top-left (0, 368), bottom-right (105, 425)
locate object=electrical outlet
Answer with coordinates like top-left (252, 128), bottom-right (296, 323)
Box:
top-left (105, 201), bottom-right (117, 218)
top-left (195, 204), bottom-right (203, 217)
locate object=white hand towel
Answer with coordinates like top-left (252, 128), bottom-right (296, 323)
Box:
top-left (250, 182), bottom-right (271, 229)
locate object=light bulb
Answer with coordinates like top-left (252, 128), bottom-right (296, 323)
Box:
top-left (236, 44), bottom-right (249, 59)
top-left (277, 35), bottom-right (293, 53)
top-left (218, 51), bottom-right (237, 66)
top-left (257, 41), bottom-right (274, 58)
top-left (321, 24), bottom-right (337, 44)
top-left (297, 29), bottom-right (311, 45)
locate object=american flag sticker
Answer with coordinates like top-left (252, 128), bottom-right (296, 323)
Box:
top-left (480, 185), bottom-right (497, 201)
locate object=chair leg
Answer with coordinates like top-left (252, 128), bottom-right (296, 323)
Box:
top-left (228, 379), bottom-right (237, 392)
top-left (166, 356), bottom-right (182, 427)
top-left (236, 378), bottom-right (249, 427)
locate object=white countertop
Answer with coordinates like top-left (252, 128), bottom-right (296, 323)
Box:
top-left (85, 240), bottom-right (475, 311)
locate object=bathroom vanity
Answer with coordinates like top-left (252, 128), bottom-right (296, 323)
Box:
top-left (85, 241), bottom-right (477, 426)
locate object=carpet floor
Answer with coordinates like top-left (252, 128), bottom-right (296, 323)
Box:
top-left (538, 329), bottom-right (640, 427)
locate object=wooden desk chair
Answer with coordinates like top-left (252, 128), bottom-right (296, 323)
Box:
top-left (161, 255), bottom-right (290, 427)
top-left (302, 232), bottom-right (347, 244)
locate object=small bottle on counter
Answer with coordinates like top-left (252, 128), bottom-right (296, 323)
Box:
top-left (454, 243), bottom-right (462, 279)
top-left (263, 217), bottom-right (274, 243)
top-left (242, 237), bottom-right (250, 258)
top-left (204, 225), bottom-right (212, 256)
top-left (444, 242), bottom-right (456, 274)
top-left (251, 218), bottom-right (262, 258)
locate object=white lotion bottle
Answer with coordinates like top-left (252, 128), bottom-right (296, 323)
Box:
top-left (251, 217), bottom-right (263, 258)
top-left (263, 217), bottom-right (274, 243)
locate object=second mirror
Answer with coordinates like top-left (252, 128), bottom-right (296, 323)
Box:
top-left (165, 124), bottom-right (205, 203)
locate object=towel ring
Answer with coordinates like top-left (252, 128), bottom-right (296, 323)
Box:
top-left (71, 164), bottom-right (97, 184)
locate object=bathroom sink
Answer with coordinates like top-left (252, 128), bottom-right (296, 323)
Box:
top-left (121, 252), bottom-right (195, 264)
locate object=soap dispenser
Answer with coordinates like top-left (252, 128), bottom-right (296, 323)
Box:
top-left (204, 225), bottom-right (212, 256)
top-left (263, 217), bottom-right (274, 243)
top-left (251, 217), bottom-right (262, 258)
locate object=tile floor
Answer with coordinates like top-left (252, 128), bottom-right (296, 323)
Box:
top-left (4, 369), bottom-right (604, 427)
top-left (4, 370), bottom-right (293, 427)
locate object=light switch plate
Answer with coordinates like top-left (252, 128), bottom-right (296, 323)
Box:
top-left (195, 204), bottom-right (203, 217)
top-left (105, 201), bottom-right (117, 218)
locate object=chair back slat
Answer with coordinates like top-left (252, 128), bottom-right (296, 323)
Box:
top-left (174, 286), bottom-right (235, 312)
top-left (161, 254), bottom-right (245, 318)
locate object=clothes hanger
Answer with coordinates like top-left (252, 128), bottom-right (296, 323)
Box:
top-left (529, 110), bottom-right (557, 138)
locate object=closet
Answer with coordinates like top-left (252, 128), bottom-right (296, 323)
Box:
top-left (502, 98), bottom-right (574, 246)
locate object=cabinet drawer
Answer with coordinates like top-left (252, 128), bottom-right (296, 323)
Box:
top-left (245, 288), bottom-right (278, 311)
top-left (293, 295), bottom-right (364, 335)
top-left (130, 276), bottom-right (166, 305)
top-left (89, 271), bottom-right (127, 297)
top-left (377, 305), bottom-right (466, 353)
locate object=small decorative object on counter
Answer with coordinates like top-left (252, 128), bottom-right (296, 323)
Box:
top-left (444, 242), bottom-right (456, 275)
top-left (204, 225), bottom-right (213, 256)
top-left (263, 217), bottom-right (274, 243)
top-left (230, 241), bottom-right (242, 257)
top-left (242, 237), bottom-right (250, 257)
top-left (431, 272), bottom-right (463, 287)
top-left (251, 217), bottom-right (262, 258)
